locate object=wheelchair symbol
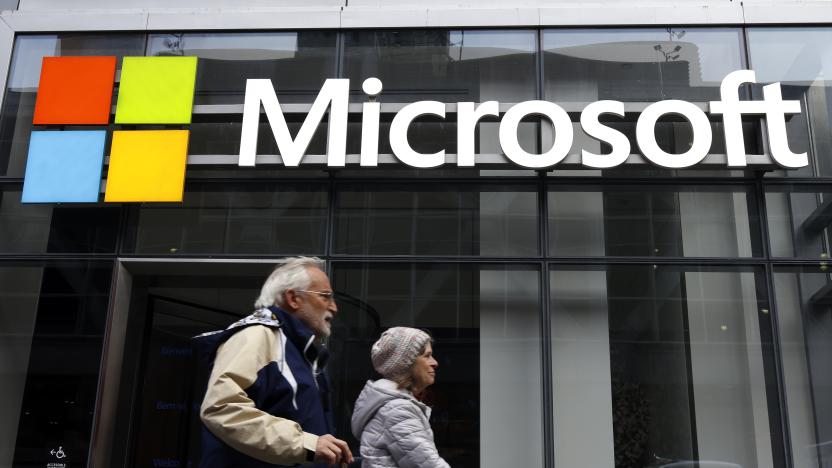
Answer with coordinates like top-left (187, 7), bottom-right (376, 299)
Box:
top-left (49, 446), bottom-right (66, 459)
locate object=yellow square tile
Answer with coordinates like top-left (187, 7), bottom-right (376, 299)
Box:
top-left (105, 130), bottom-right (189, 202)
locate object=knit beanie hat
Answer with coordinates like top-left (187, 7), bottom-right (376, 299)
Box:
top-left (371, 327), bottom-right (431, 379)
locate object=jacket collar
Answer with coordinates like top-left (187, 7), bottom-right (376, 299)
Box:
top-left (374, 379), bottom-right (430, 416)
top-left (268, 306), bottom-right (329, 369)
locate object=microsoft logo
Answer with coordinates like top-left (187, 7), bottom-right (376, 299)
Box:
top-left (21, 56), bottom-right (198, 203)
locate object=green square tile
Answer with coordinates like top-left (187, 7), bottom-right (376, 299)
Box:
top-left (115, 56), bottom-right (197, 124)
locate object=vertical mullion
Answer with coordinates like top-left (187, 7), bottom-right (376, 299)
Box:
top-left (335, 29), bottom-right (345, 79)
top-left (745, 22), bottom-right (795, 468)
top-left (537, 26), bottom-right (556, 468)
top-left (756, 172), bottom-right (795, 468)
top-left (325, 173), bottom-right (336, 275)
top-left (327, 29), bottom-right (344, 276)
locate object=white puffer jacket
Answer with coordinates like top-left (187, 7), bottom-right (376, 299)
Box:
top-left (351, 379), bottom-right (451, 468)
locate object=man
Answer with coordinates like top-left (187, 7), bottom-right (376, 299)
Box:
top-left (195, 257), bottom-right (354, 467)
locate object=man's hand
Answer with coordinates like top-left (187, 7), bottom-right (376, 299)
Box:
top-left (313, 434), bottom-right (354, 466)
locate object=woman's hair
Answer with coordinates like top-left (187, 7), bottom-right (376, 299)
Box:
top-left (254, 257), bottom-right (325, 309)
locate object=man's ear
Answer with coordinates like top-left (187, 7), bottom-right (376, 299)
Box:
top-left (283, 289), bottom-right (302, 312)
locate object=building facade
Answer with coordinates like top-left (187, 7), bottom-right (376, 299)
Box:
top-left (1, 1), bottom-right (831, 467)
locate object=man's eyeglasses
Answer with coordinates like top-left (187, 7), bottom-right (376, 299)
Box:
top-left (297, 290), bottom-right (335, 303)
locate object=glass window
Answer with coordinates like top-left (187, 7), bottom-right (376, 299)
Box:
top-left (343, 116), bottom-right (537, 174)
top-left (551, 264), bottom-right (784, 468)
top-left (765, 185), bottom-right (832, 259)
top-left (334, 184), bottom-right (538, 256)
top-left (331, 262), bottom-right (543, 468)
top-left (123, 183), bottom-right (328, 255)
top-left (343, 29), bottom-right (537, 103)
top-left (148, 32), bottom-right (337, 160)
top-left (773, 266), bottom-right (832, 468)
top-left (0, 186), bottom-right (119, 253)
top-left (343, 30), bottom-right (538, 163)
top-left (748, 28), bottom-right (832, 178)
top-left (543, 28), bottom-right (745, 102)
top-left (553, 118), bottom-right (762, 177)
top-left (0, 261), bottom-right (113, 468)
top-left (110, 265), bottom-right (269, 467)
top-left (148, 32), bottom-right (337, 105)
top-left (188, 117), bottom-right (328, 156)
top-left (0, 34), bottom-right (147, 177)
top-left (548, 184), bottom-right (762, 257)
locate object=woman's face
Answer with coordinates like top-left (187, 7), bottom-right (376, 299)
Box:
top-left (411, 343), bottom-right (438, 393)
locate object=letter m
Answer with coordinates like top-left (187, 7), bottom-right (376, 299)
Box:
top-left (239, 79), bottom-right (349, 167)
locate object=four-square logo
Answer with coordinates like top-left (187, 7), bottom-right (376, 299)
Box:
top-left (21, 55), bottom-right (198, 203)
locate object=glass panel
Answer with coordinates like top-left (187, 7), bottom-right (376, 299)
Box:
top-left (0, 264), bottom-right (40, 468)
top-left (0, 34), bottom-right (146, 177)
top-left (343, 29), bottom-right (537, 103)
top-left (548, 185), bottom-right (762, 257)
top-left (0, 187), bottom-right (119, 253)
top-left (188, 118), bottom-right (328, 156)
top-left (347, 118), bottom-right (538, 162)
top-left (331, 262), bottom-right (543, 468)
top-left (543, 28), bottom-right (745, 102)
top-left (123, 184), bottom-right (327, 255)
top-left (551, 119), bottom-right (763, 179)
top-left (765, 185), bottom-right (832, 259)
top-left (748, 28), bottom-right (832, 178)
top-left (773, 266), bottom-right (832, 468)
top-left (148, 32), bottom-right (337, 105)
top-left (2, 261), bottom-right (112, 468)
top-left (334, 185), bottom-right (538, 256)
top-left (148, 32), bottom-right (336, 160)
top-left (113, 266), bottom-right (270, 468)
top-left (550, 264), bottom-right (784, 468)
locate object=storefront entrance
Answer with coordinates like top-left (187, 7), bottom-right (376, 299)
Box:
top-left (97, 260), bottom-right (384, 468)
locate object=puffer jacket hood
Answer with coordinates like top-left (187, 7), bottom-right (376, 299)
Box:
top-left (351, 379), bottom-right (427, 439)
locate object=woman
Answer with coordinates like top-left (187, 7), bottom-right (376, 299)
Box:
top-left (351, 327), bottom-right (450, 468)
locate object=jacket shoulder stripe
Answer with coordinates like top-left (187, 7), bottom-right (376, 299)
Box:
top-left (276, 328), bottom-right (299, 410)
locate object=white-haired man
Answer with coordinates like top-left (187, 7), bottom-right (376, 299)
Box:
top-left (195, 257), bottom-right (353, 468)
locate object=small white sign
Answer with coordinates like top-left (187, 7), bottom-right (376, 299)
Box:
top-left (49, 446), bottom-right (66, 459)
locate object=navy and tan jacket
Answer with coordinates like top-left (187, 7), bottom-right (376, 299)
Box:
top-left (194, 306), bottom-right (333, 468)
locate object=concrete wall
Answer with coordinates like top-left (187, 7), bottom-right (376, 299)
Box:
top-left (13, 0), bottom-right (832, 10)
top-left (3, 0), bottom-right (832, 30)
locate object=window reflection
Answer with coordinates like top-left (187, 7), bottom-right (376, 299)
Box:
top-left (334, 185), bottom-right (538, 256)
top-left (0, 188), bottom-right (119, 254)
top-left (0, 34), bottom-right (146, 177)
top-left (548, 185), bottom-right (761, 257)
top-left (148, 32), bottom-right (337, 105)
top-left (773, 267), bottom-right (832, 468)
top-left (3, 262), bottom-right (113, 468)
top-left (543, 28), bottom-right (745, 102)
top-left (343, 30), bottom-right (537, 103)
top-left (766, 185), bottom-right (832, 258)
top-left (331, 263), bottom-right (543, 468)
top-left (551, 265), bottom-right (782, 468)
top-left (749, 28), bottom-right (832, 178)
top-left (124, 184), bottom-right (328, 255)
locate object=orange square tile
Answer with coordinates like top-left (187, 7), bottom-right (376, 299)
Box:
top-left (33, 56), bottom-right (117, 125)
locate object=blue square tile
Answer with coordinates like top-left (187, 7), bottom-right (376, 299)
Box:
top-left (22, 131), bottom-right (106, 203)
